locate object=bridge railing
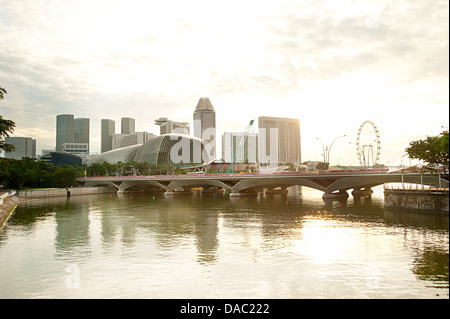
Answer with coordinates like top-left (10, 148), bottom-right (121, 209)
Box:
top-left (384, 183), bottom-right (449, 192)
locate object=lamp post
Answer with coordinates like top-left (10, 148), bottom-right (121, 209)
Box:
top-left (316, 135), bottom-right (346, 170)
top-left (401, 153), bottom-right (408, 189)
top-left (316, 137), bottom-right (326, 165)
top-left (327, 135), bottom-right (346, 165)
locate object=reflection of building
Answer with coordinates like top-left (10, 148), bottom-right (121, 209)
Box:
top-left (4, 137), bottom-right (36, 159)
top-left (101, 119), bottom-right (115, 153)
top-left (193, 97), bottom-right (216, 159)
top-left (222, 132), bottom-right (258, 163)
top-left (155, 117), bottom-right (190, 135)
top-left (258, 116), bottom-right (301, 164)
top-left (89, 134), bottom-right (212, 167)
top-left (56, 114), bottom-right (89, 152)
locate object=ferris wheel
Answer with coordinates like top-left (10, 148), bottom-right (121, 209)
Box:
top-left (356, 120), bottom-right (381, 166)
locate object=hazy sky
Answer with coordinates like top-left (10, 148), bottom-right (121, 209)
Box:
top-left (1, 0), bottom-right (448, 166)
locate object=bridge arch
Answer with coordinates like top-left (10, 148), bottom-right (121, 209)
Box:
top-left (230, 177), bottom-right (328, 193)
top-left (166, 180), bottom-right (232, 192)
top-left (228, 174), bottom-right (448, 196)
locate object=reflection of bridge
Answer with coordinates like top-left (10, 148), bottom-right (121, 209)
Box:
top-left (77, 170), bottom-right (449, 199)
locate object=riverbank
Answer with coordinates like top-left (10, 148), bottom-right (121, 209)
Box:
top-left (17, 186), bottom-right (116, 199)
top-left (384, 188), bottom-right (449, 213)
top-left (0, 193), bottom-right (20, 228)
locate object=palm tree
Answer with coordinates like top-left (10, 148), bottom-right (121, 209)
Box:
top-left (0, 86), bottom-right (6, 100)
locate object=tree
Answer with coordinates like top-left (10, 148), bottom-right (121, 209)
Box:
top-left (0, 86), bottom-right (6, 100)
top-left (1, 87), bottom-right (16, 153)
top-left (53, 166), bottom-right (79, 188)
top-left (406, 130), bottom-right (449, 173)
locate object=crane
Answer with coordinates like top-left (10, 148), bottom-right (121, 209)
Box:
top-left (226, 120), bottom-right (255, 173)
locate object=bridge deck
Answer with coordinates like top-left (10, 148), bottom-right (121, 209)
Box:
top-left (76, 170), bottom-right (448, 196)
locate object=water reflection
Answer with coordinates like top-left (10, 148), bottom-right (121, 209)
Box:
top-left (1, 187), bottom-right (448, 298)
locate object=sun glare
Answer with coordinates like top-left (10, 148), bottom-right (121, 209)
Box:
top-left (293, 218), bottom-right (352, 264)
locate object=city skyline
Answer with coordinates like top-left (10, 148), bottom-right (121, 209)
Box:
top-left (1, 0), bottom-right (448, 166)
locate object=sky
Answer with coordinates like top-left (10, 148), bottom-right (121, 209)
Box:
top-left (0, 0), bottom-right (448, 166)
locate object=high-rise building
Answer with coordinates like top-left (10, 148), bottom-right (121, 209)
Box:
top-left (62, 143), bottom-right (89, 155)
top-left (121, 117), bottom-right (135, 134)
top-left (4, 137), bottom-right (36, 159)
top-left (222, 132), bottom-right (258, 163)
top-left (155, 117), bottom-right (190, 135)
top-left (56, 114), bottom-right (74, 151)
top-left (56, 114), bottom-right (90, 153)
top-left (101, 119), bottom-right (115, 153)
top-left (258, 116), bottom-right (301, 164)
top-left (193, 97), bottom-right (216, 159)
top-left (74, 118), bottom-right (90, 153)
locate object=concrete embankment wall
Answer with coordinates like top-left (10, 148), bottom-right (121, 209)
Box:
top-left (18, 186), bottom-right (116, 199)
top-left (0, 195), bottom-right (20, 228)
top-left (1, 187), bottom-right (115, 227)
top-left (384, 189), bottom-right (449, 213)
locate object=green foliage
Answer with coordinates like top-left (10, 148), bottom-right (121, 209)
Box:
top-left (0, 115), bottom-right (16, 153)
top-left (405, 130), bottom-right (449, 169)
top-left (0, 86), bottom-right (6, 100)
top-left (0, 158), bottom-right (83, 189)
top-left (1, 87), bottom-right (17, 152)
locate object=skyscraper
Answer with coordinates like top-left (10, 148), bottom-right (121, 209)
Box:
top-left (258, 116), bottom-right (301, 164)
top-left (155, 117), bottom-right (190, 135)
top-left (56, 114), bottom-right (90, 153)
top-left (101, 119), bottom-right (115, 153)
top-left (121, 117), bottom-right (135, 134)
top-left (74, 118), bottom-right (90, 153)
top-left (56, 114), bottom-right (74, 151)
top-left (193, 97), bottom-right (216, 159)
top-left (4, 137), bottom-right (36, 159)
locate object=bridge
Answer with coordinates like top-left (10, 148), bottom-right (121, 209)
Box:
top-left (76, 169), bottom-right (449, 200)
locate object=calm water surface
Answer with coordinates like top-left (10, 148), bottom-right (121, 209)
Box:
top-left (0, 186), bottom-right (448, 299)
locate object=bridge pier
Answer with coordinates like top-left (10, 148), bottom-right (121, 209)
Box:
top-left (265, 187), bottom-right (288, 195)
top-left (229, 190), bottom-right (259, 197)
top-left (322, 190), bottom-right (349, 200)
top-left (164, 188), bottom-right (192, 195)
top-left (351, 188), bottom-right (373, 197)
top-left (200, 187), bottom-right (226, 193)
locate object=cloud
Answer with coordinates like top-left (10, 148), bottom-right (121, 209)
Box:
top-left (0, 0), bottom-right (448, 163)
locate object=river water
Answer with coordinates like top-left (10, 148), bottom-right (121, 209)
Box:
top-left (0, 186), bottom-right (448, 299)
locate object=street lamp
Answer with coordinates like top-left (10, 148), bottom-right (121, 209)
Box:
top-left (316, 135), bottom-right (346, 169)
top-left (327, 135), bottom-right (346, 165)
top-left (401, 153), bottom-right (409, 189)
top-left (316, 137), bottom-right (326, 164)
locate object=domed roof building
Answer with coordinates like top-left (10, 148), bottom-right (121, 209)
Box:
top-left (88, 134), bottom-right (213, 168)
